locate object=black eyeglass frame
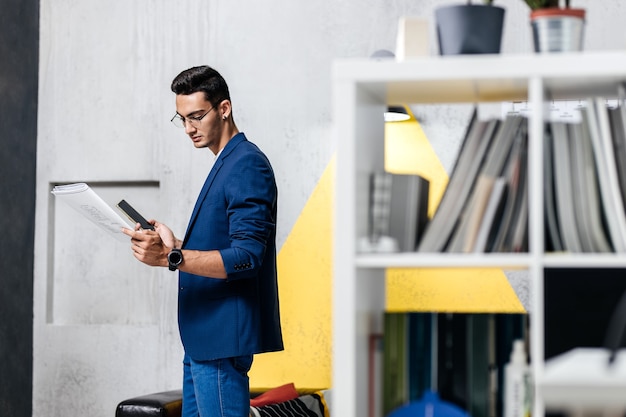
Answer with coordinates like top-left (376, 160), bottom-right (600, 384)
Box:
top-left (170, 106), bottom-right (215, 128)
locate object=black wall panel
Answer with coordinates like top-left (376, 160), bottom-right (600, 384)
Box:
top-left (0, 0), bottom-right (39, 415)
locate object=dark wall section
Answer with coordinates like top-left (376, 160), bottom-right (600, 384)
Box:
top-left (0, 0), bottom-right (39, 415)
top-left (545, 268), bottom-right (626, 360)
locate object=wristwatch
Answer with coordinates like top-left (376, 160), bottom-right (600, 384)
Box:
top-left (167, 248), bottom-right (183, 271)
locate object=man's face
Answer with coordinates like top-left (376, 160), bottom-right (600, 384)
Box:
top-left (174, 91), bottom-right (222, 152)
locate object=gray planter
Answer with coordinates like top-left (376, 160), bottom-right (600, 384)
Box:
top-left (530, 8), bottom-right (585, 53)
top-left (435, 4), bottom-right (505, 55)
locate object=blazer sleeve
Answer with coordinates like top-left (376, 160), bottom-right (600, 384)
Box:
top-left (219, 150), bottom-right (277, 280)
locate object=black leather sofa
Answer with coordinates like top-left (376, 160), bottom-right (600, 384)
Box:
top-left (115, 390), bottom-right (182, 417)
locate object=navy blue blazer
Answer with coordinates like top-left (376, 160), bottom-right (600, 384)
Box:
top-left (178, 133), bottom-right (283, 361)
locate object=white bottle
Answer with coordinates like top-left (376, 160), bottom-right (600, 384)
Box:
top-left (504, 339), bottom-right (532, 417)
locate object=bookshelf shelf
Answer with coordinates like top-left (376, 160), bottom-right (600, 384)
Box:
top-left (332, 51), bottom-right (626, 417)
top-left (542, 253), bottom-right (626, 268)
top-left (354, 253), bottom-right (626, 269)
top-left (355, 253), bottom-right (532, 269)
top-left (336, 51), bottom-right (626, 104)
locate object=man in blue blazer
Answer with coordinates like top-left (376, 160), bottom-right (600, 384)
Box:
top-left (123, 65), bottom-right (283, 417)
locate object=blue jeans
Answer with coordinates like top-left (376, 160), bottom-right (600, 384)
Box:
top-left (182, 353), bottom-right (253, 417)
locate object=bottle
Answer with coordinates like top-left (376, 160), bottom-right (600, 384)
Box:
top-left (504, 339), bottom-right (532, 417)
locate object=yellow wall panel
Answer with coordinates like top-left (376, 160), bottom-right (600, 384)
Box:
top-left (386, 268), bottom-right (525, 313)
top-left (249, 157), bottom-right (335, 390)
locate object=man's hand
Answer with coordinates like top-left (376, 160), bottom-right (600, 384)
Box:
top-left (122, 222), bottom-right (172, 267)
top-left (151, 220), bottom-right (180, 249)
top-left (122, 220), bottom-right (227, 278)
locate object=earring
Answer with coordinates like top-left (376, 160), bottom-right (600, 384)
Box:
top-left (222, 115), bottom-right (227, 120)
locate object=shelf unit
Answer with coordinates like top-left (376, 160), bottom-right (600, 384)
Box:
top-left (332, 51), bottom-right (626, 417)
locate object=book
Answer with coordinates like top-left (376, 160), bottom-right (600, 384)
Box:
top-left (615, 83), bottom-right (626, 210)
top-left (407, 313), bottom-right (435, 402)
top-left (583, 98), bottom-right (626, 252)
top-left (551, 121), bottom-right (583, 252)
top-left (369, 172), bottom-right (430, 252)
top-left (491, 122), bottom-right (529, 253)
top-left (472, 177), bottom-right (508, 253)
top-left (437, 313), bottom-right (468, 411)
top-left (467, 314), bottom-right (494, 417)
top-left (503, 123), bottom-right (529, 253)
top-left (448, 115), bottom-right (524, 253)
top-left (388, 174), bottom-right (430, 251)
top-left (418, 111), bottom-right (500, 252)
top-left (51, 183), bottom-right (133, 242)
top-left (383, 313), bottom-right (409, 415)
top-left (543, 126), bottom-right (564, 252)
top-left (608, 106), bottom-right (626, 212)
top-left (383, 313), bottom-right (437, 415)
top-left (569, 121), bottom-right (612, 252)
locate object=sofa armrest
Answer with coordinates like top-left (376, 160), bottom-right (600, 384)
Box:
top-left (115, 389), bottom-right (182, 417)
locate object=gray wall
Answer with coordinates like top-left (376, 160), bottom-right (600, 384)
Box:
top-left (0, 0), bottom-right (38, 416)
top-left (1, 0), bottom-right (620, 416)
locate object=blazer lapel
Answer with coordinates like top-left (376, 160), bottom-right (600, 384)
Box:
top-left (182, 133), bottom-right (247, 246)
top-left (183, 158), bottom-right (222, 246)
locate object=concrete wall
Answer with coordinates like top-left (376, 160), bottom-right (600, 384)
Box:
top-left (31, 0), bottom-right (626, 416)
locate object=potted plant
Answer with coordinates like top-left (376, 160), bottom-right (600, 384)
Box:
top-left (435, 1), bottom-right (506, 55)
top-left (523, 0), bottom-right (585, 52)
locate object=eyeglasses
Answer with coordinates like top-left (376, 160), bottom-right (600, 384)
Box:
top-left (170, 107), bottom-right (215, 128)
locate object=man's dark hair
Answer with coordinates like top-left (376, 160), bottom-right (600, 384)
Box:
top-left (171, 66), bottom-right (231, 108)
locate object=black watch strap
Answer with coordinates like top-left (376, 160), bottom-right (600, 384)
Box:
top-left (167, 248), bottom-right (183, 271)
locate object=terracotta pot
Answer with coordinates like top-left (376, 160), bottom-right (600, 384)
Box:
top-left (530, 8), bottom-right (585, 53)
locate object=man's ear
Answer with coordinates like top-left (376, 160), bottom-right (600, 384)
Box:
top-left (219, 99), bottom-right (231, 120)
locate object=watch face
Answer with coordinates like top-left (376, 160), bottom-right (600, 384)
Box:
top-left (169, 251), bottom-right (182, 265)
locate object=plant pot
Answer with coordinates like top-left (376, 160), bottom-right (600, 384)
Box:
top-left (435, 5), bottom-right (505, 55)
top-left (530, 8), bottom-right (585, 53)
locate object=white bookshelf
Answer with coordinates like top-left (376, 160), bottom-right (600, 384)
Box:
top-left (332, 50), bottom-right (626, 417)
